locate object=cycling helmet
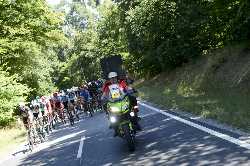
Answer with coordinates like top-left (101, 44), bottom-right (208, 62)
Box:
top-left (108, 72), bottom-right (118, 79)
top-left (41, 96), bottom-right (46, 101)
top-left (53, 92), bottom-right (58, 97)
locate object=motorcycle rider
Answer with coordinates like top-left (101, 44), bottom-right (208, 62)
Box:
top-left (102, 72), bottom-right (141, 136)
top-left (120, 73), bottom-right (141, 123)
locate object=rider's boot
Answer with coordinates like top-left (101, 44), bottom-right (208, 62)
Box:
top-left (135, 122), bottom-right (142, 131)
top-left (131, 115), bottom-right (142, 131)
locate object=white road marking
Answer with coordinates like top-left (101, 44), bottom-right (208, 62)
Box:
top-left (37, 130), bottom-right (86, 151)
top-left (77, 136), bottom-right (85, 159)
top-left (0, 130), bottom-right (86, 165)
top-left (140, 112), bottom-right (158, 118)
top-left (139, 102), bottom-right (250, 150)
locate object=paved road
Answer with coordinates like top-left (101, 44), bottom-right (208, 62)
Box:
top-left (1, 102), bottom-right (250, 166)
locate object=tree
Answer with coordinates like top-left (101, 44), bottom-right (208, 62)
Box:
top-left (96, 0), bottom-right (250, 77)
top-left (0, 0), bottom-right (66, 97)
top-left (55, 0), bottom-right (102, 89)
top-left (0, 69), bottom-right (30, 126)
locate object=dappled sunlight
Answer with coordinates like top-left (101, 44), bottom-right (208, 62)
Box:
top-left (195, 99), bottom-right (218, 105)
top-left (18, 135), bottom-right (81, 166)
top-left (75, 113), bottom-right (250, 166)
top-left (9, 109), bottom-right (250, 166)
top-left (177, 81), bottom-right (201, 98)
top-left (163, 87), bottom-right (171, 95)
top-left (137, 44), bottom-right (250, 132)
top-left (15, 113), bottom-right (108, 166)
top-left (162, 117), bottom-right (172, 122)
top-left (107, 114), bottom-right (250, 166)
top-left (1, 0), bottom-right (250, 165)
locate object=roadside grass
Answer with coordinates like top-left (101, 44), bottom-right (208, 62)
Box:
top-left (0, 126), bottom-right (26, 157)
top-left (136, 44), bottom-right (250, 132)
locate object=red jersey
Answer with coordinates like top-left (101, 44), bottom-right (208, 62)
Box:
top-left (102, 79), bottom-right (128, 96)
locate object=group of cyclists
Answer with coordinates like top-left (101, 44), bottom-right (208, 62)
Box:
top-left (18, 72), bottom-right (141, 151)
top-left (18, 79), bottom-right (104, 150)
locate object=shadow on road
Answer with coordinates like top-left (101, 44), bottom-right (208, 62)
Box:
top-left (17, 112), bottom-right (250, 166)
top-left (84, 114), bottom-right (250, 166)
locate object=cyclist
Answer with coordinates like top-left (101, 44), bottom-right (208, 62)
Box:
top-left (19, 102), bottom-right (33, 130)
top-left (79, 85), bottom-right (92, 116)
top-left (53, 92), bottom-right (65, 123)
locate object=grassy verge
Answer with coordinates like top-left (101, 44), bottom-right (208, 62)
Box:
top-left (136, 44), bottom-right (250, 132)
top-left (0, 126), bottom-right (26, 157)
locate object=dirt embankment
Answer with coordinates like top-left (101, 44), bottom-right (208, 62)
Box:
top-left (136, 44), bottom-right (250, 132)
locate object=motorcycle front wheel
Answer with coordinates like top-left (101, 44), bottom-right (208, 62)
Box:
top-left (122, 124), bottom-right (135, 152)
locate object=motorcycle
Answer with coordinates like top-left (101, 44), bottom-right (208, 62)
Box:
top-left (108, 94), bottom-right (137, 151)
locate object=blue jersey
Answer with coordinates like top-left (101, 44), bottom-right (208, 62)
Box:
top-left (68, 92), bottom-right (75, 101)
top-left (80, 89), bottom-right (91, 101)
top-left (61, 95), bottom-right (68, 103)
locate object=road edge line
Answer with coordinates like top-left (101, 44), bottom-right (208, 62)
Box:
top-left (139, 102), bottom-right (250, 150)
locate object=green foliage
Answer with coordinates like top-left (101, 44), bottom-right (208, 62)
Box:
top-left (96, 0), bottom-right (250, 77)
top-left (0, 69), bottom-right (30, 126)
top-left (96, 5), bottom-right (127, 57)
top-left (0, 0), bottom-right (66, 97)
top-left (55, 0), bottom-right (102, 89)
top-left (230, 0), bottom-right (250, 41)
top-left (0, 0), bottom-right (66, 126)
top-left (136, 45), bottom-right (250, 131)
top-left (56, 52), bottom-right (101, 88)
top-left (1, 0), bottom-right (249, 126)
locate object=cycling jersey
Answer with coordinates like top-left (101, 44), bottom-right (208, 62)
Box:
top-left (19, 106), bottom-right (33, 125)
top-left (102, 79), bottom-right (128, 99)
top-left (79, 89), bottom-right (91, 102)
top-left (68, 92), bottom-right (76, 103)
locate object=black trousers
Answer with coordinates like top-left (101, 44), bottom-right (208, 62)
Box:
top-left (128, 95), bottom-right (137, 111)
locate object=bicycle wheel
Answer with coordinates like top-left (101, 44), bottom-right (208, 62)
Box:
top-left (88, 104), bottom-right (93, 117)
top-left (27, 130), bottom-right (34, 151)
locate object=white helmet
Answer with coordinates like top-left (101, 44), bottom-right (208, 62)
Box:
top-left (108, 72), bottom-right (118, 79)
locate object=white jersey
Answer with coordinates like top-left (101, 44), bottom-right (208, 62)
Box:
top-left (108, 84), bottom-right (124, 99)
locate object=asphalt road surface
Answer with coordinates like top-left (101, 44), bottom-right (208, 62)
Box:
top-left (1, 102), bottom-right (250, 166)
